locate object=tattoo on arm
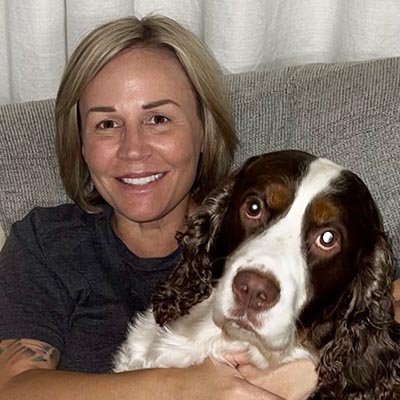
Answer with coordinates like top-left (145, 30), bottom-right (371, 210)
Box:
top-left (0, 338), bottom-right (60, 373)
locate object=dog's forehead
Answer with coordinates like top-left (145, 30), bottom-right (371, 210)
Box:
top-left (232, 153), bottom-right (354, 239)
top-left (234, 151), bottom-right (344, 200)
top-left (278, 157), bottom-right (345, 227)
top-left (237, 150), bottom-right (316, 183)
top-left (294, 157), bottom-right (344, 202)
top-left (228, 151), bottom-right (381, 240)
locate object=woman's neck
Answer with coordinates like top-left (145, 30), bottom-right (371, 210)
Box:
top-left (114, 220), bottom-right (182, 258)
top-left (112, 198), bottom-right (197, 258)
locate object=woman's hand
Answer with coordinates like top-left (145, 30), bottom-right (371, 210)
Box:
top-left (175, 357), bottom-right (285, 400)
top-left (233, 277), bottom-right (400, 400)
top-left (211, 277), bottom-right (400, 400)
top-left (238, 359), bottom-right (318, 400)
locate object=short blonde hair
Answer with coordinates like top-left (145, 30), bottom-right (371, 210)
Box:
top-left (55, 15), bottom-right (237, 211)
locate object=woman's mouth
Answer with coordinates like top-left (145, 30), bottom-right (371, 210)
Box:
top-left (119, 173), bottom-right (165, 186)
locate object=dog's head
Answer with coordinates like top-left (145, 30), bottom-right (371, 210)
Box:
top-left (152, 150), bottom-right (399, 394)
top-left (153, 151), bottom-right (400, 399)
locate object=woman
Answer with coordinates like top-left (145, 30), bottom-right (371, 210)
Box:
top-left (0, 15), bottom-right (317, 399)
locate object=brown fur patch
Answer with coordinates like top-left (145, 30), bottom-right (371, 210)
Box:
top-left (309, 198), bottom-right (340, 225)
top-left (265, 183), bottom-right (291, 212)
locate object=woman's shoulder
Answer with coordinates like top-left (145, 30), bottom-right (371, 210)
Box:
top-left (9, 203), bottom-right (111, 254)
top-left (1, 203), bottom-right (115, 280)
top-left (16, 203), bottom-right (108, 232)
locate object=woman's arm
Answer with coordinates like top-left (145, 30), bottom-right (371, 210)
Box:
top-left (0, 339), bottom-right (284, 400)
top-left (3, 276), bottom-right (398, 400)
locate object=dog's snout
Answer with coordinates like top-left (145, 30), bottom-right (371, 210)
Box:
top-left (232, 269), bottom-right (280, 311)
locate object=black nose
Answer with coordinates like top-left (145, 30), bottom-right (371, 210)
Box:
top-left (232, 269), bottom-right (280, 311)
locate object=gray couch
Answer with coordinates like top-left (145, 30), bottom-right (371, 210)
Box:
top-left (0, 57), bottom-right (399, 275)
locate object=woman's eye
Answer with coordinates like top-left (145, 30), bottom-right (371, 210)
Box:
top-left (96, 120), bottom-right (119, 130)
top-left (245, 197), bottom-right (264, 219)
top-left (315, 230), bottom-right (339, 250)
top-left (148, 115), bottom-right (170, 125)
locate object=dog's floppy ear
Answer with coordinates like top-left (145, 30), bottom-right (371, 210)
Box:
top-left (152, 178), bottom-right (236, 326)
top-left (314, 234), bottom-right (400, 398)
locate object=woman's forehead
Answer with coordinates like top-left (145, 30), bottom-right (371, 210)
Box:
top-left (80, 47), bottom-right (196, 108)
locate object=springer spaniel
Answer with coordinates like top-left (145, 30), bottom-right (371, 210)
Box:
top-left (113, 150), bottom-right (400, 399)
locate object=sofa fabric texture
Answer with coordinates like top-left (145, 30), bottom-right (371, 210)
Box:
top-left (0, 57), bottom-right (399, 272)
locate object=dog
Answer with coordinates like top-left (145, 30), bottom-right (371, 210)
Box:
top-left (113, 150), bottom-right (400, 399)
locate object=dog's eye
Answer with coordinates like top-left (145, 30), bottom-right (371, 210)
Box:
top-left (244, 197), bottom-right (264, 219)
top-left (320, 231), bottom-right (335, 246)
top-left (315, 230), bottom-right (340, 251)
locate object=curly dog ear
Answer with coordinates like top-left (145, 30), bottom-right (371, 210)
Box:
top-left (314, 234), bottom-right (400, 399)
top-left (152, 178), bottom-right (235, 326)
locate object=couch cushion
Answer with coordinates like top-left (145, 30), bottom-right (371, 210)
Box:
top-left (0, 57), bottom-right (399, 271)
top-left (0, 99), bottom-right (69, 236)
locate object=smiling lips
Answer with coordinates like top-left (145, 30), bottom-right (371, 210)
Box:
top-left (120, 173), bottom-right (165, 186)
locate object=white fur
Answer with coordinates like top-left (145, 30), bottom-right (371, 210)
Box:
top-left (113, 158), bottom-right (342, 372)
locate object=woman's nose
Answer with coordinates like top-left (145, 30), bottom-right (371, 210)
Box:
top-left (116, 123), bottom-right (151, 161)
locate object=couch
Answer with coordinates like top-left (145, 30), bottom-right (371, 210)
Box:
top-left (0, 57), bottom-right (399, 276)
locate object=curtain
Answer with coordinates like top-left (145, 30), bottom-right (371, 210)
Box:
top-left (1, 0), bottom-right (400, 104)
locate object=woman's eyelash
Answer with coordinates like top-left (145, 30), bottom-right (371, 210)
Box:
top-left (93, 115), bottom-right (170, 130)
top-left (148, 115), bottom-right (170, 124)
top-left (96, 120), bottom-right (119, 129)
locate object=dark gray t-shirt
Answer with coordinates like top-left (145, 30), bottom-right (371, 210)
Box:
top-left (0, 204), bottom-right (180, 373)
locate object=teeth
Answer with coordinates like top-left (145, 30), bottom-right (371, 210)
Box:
top-left (121, 173), bottom-right (163, 186)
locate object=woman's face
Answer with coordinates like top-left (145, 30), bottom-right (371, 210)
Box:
top-left (80, 47), bottom-right (203, 227)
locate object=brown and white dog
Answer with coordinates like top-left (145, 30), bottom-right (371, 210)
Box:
top-left (113, 150), bottom-right (400, 399)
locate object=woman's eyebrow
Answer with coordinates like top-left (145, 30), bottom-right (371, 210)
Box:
top-left (86, 106), bottom-right (116, 116)
top-left (142, 99), bottom-right (181, 109)
top-left (85, 100), bottom-right (180, 116)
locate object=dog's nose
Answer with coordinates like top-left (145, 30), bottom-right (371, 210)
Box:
top-left (232, 269), bottom-right (280, 311)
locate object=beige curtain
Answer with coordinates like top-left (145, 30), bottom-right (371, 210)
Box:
top-left (2, 0), bottom-right (400, 104)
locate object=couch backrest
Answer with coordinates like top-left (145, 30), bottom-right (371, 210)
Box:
top-left (1, 57), bottom-right (399, 271)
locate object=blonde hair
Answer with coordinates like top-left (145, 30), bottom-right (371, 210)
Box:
top-left (55, 14), bottom-right (237, 211)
